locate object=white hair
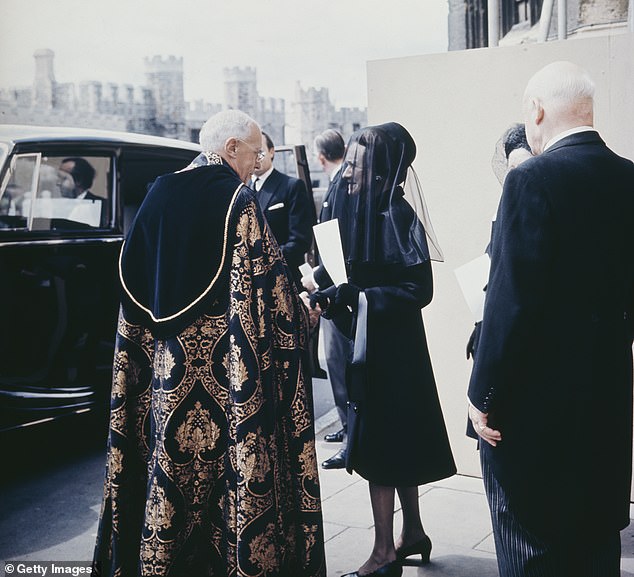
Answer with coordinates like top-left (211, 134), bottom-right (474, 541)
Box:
top-left (525, 61), bottom-right (595, 111)
top-left (199, 109), bottom-right (260, 152)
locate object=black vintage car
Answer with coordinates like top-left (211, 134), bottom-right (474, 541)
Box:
top-left (0, 126), bottom-right (317, 435)
top-left (0, 125), bottom-right (201, 433)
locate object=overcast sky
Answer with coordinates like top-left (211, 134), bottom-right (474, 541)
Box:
top-left (0, 0), bottom-right (449, 109)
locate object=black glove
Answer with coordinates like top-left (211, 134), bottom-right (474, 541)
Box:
top-left (334, 282), bottom-right (362, 312)
top-left (466, 321), bottom-right (482, 360)
top-left (309, 284), bottom-right (337, 310)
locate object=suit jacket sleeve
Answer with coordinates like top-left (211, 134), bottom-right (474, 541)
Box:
top-left (279, 178), bottom-right (314, 268)
top-left (468, 165), bottom-right (553, 413)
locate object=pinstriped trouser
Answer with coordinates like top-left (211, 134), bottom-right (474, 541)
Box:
top-left (480, 450), bottom-right (621, 577)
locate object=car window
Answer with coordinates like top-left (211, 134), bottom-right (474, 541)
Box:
top-left (273, 148), bottom-right (299, 178)
top-left (0, 153), bottom-right (113, 231)
top-left (0, 153), bottom-right (37, 229)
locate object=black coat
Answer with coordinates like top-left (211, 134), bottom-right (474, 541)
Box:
top-left (468, 131), bottom-right (634, 541)
top-left (346, 260), bottom-right (456, 487)
top-left (256, 169), bottom-right (314, 287)
top-left (318, 167), bottom-right (343, 224)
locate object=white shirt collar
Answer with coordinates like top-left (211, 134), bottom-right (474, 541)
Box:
top-left (544, 126), bottom-right (595, 152)
top-left (329, 162), bottom-right (343, 181)
top-left (252, 166), bottom-right (274, 190)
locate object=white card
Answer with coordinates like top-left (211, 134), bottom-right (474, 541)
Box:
top-left (313, 219), bottom-right (347, 286)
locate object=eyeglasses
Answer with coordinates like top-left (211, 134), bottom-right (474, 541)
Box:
top-left (237, 139), bottom-right (266, 161)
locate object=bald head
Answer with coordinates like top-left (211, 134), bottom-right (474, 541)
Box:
top-left (523, 61), bottom-right (595, 154)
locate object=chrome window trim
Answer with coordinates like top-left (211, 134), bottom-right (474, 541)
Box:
top-left (26, 153), bottom-right (42, 230)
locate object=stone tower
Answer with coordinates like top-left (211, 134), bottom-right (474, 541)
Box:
top-left (33, 49), bottom-right (56, 110)
top-left (144, 55), bottom-right (186, 138)
top-left (224, 67), bottom-right (258, 118)
top-left (286, 83), bottom-right (334, 151)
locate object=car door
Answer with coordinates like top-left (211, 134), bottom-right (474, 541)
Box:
top-left (0, 148), bottom-right (120, 431)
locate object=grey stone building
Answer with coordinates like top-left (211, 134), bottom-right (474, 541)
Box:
top-left (285, 81), bottom-right (367, 189)
top-left (222, 66), bottom-right (286, 145)
top-left (144, 55), bottom-right (186, 139)
top-left (0, 50), bottom-right (183, 137)
top-left (449, 0), bottom-right (630, 49)
top-left (0, 51), bottom-right (367, 155)
top-left (286, 82), bottom-right (366, 155)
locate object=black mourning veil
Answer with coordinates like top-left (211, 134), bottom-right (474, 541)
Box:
top-left (340, 122), bottom-right (443, 267)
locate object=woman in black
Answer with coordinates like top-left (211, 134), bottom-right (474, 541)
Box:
top-left (312, 123), bottom-right (456, 577)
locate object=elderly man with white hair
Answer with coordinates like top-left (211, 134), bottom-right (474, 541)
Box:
top-left (92, 109), bottom-right (326, 577)
top-left (468, 61), bottom-right (634, 576)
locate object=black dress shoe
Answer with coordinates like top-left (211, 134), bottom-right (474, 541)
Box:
top-left (324, 428), bottom-right (345, 443)
top-left (321, 448), bottom-right (347, 469)
top-left (395, 535), bottom-right (432, 565)
top-left (341, 560), bottom-right (402, 577)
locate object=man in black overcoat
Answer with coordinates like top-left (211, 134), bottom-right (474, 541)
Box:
top-left (251, 132), bottom-right (314, 289)
top-left (468, 61), bottom-right (634, 576)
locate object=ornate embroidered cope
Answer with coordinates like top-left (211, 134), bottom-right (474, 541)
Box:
top-left (93, 179), bottom-right (325, 577)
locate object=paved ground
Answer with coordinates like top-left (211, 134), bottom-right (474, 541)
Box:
top-left (316, 412), bottom-right (634, 577)
top-left (3, 411), bottom-right (634, 576)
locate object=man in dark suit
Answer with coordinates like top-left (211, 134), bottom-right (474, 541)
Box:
top-left (250, 132), bottom-right (314, 289)
top-left (58, 157), bottom-right (108, 226)
top-left (302, 129), bottom-right (350, 469)
top-left (59, 157), bottom-right (100, 201)
top-left (468, 61), bottom-right (634, 576)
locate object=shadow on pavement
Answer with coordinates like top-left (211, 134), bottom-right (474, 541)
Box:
top-left (401, 555), bottom-right (499, 576)
top-left (0, 415), bottom-right (108, 561)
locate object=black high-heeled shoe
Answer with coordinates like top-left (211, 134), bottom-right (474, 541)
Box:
top-left (395, 534), bottom-right (432, 565)
top-left (341, 560), bottom-right (402, 577)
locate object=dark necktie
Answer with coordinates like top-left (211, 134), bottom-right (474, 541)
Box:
top-left (252, 177), bottom-right (259, 192)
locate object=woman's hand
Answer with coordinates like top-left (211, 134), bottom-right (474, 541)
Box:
top-left (301, 273), bottom-right (317, 293)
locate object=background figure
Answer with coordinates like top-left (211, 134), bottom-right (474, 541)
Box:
top-left (92, 110), bottom-right (326, 577)
top-left (312, 123), bottom-right (456, 577)
top-left (58, 157), bottom-right (99, 200)
top-left (303, 128), bottom-right (350, 469)
top-left (465, 122), bottom-right (532, 363)
top-left (501, 123), bottom-right (533, 171)
top-left (250, 131), bottom-right (315, 289)
top-left (58, 157), bottom-right (107, 226)
top-left (490, 123), bottom-right (533, 186)
top-left (468, 61), bottom-right (634, 577)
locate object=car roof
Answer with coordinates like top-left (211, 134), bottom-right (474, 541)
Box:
top-left (0, 124), bottom-right (201, 151)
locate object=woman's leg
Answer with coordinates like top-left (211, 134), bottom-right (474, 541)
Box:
top-left (357, 482), bottom-right (397, 575)
top-left (395, 486), bottom-right (427, 550)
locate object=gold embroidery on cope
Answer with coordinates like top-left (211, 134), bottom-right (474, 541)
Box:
top-left (153, 341), bottom-right (176, 381)
top-left (144, 477), bottom-right (176, 534)
top-left (249, 523), bottom-right (281, 573)
top-left (236, 428), bottom-right (272, 483)
top-left (175, 400), bottom-right (221, 454)
top-left (222, 334), bottom-right (249, 392)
